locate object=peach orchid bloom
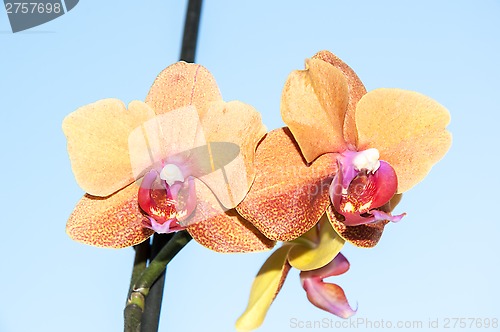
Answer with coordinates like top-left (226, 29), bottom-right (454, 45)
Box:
top-left (63, 62), bottom-right (274, 252)
top-left (237, 50), bottom-right (451, 247)
top-left (236, 217), bottom-right (355, 332)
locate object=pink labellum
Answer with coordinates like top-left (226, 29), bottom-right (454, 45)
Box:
top-left (138, 169), bottom-right (196, 233)
top-left (330, 150), bottom-right (404, 226)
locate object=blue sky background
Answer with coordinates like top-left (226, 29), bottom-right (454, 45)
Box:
top-left (1, 1), bottom-right (499, 331)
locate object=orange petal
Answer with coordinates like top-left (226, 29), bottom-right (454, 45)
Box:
top-left (236, 128), bottom-right (337, 241)
top-left (145, 62), bottom-right (222, 118)
top-left (281, 58), bottom-right (349, 162)
top-left (355, 88), bottom-right (452, 193)
top-left (196, 100), bottom-right (267, 209)
top-left (62, 99), bottom-right (156, 197)
top-left (187, 179), bottom-right (275, 253)
top-left (326, 205), bottom-right (387, 248)
top-left (312, 51), bottom-right (367, 148)
top-left (66, 183), bottom-right (153, 248)
top-left (128, 105), bottom-right (207, 180)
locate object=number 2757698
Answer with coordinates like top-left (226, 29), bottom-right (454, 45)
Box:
top-left (5, 2), bottom-right (61, 14)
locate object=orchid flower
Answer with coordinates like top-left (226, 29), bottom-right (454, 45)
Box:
top-left (63, 62), bottom-right (274, 252)
top-left (236, 217), bottom-right (355, 332)
top-left (237, 50), bottom-right (451, 247)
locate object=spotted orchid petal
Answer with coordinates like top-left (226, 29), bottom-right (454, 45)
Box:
top-left (328, 210), bottom-right (387, 248)
top-left (236, 246), bottom-right (292, 332)
top-left (187, 178), bottom-right (275, 253)
top-left (197, 100), bottom-right (267, 209)
top-left (300, 252), bottom-right (356, 318)
top-left (311, 51), bottom-right (366, 148)
top-left (327, 194), bottom-right (402, 248)
top-left (288, 215), bottom-right (345, 271)
top-left (281, 58), bottom-right (349, 162)
top-left (66, 183), bottom-right (154, 248)
top-left (236, 128), bottom-right (337, 241)
top-left (354, 88), bottom-right (452, 193)
top-left (62, 99), bottom-right (156, 197)
top-left (145, 62), bottom-right (222, 119)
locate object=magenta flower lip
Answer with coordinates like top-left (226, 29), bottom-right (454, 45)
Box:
top-left (330, 149), bottom-right (404, 227)
top-left (138, 169), bottom-right (197, 234)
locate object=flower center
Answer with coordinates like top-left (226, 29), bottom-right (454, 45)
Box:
top-left (160, 163), bottom-right (185, 186)
top-left (341, 170), bottom-right (376, 213)
top-left (352, 148), bottom-right (380, 173)
top-left (138, 164), bottom-right (197, 233)
top-left (329, 149), bottom-right (404, 226)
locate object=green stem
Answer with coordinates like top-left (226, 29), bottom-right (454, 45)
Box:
top-left (140, 233), bottom-right (172, 332)
top-left (128, 241), bottom-right (150, 296)
top-left (124, 301), bottom-right (145, 332)
top-left (124, 241), bottom-right (150, 332)
top-left (124, 231), bottom-right (192, 331)
top-left (134, 231), bottom-right (192, 293)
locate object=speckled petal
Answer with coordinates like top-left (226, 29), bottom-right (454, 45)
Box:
top-left (62, 99), bottom-right (156, 197)
top-left (312, 51), bottom-right (367, 148)
top-left (236, 246), bottom-right (292, 332)
top-left (288, 215), bottom-right (345, 271)
top-left (326, 205), bottom-right (387, 248)
top-left (281, 58), bottom-right (349, 162)
top-left (236, 128), bottom-right (337, 242)
top-left (145, 62), bottom-right (222, 118)
top-left (66, 182), bottom-right (153, 248)
top-left (355, 88), bottom-right (452, 193)
top-left (187, 179), bottom-right (275, 253)
top-left (196, 100), bottom-right (267, 209)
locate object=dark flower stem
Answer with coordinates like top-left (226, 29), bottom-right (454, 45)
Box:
top-left (180, 0), bottom-right (203, 63)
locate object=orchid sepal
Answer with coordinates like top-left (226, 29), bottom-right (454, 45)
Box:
top-left (300, 253), bottom-right (357, 319)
